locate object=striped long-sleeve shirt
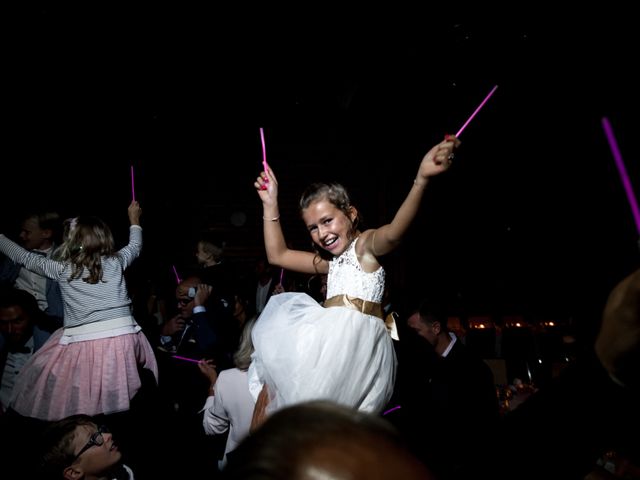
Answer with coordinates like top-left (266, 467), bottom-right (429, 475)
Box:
top-left (0, 226), bottom-right (142, 328)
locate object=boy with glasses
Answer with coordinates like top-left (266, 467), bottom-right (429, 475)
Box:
top-left (39, 414), bottom-right (133, 480)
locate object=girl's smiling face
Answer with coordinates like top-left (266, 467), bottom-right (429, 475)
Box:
top-left (302, 199), bottom-right (357, 256)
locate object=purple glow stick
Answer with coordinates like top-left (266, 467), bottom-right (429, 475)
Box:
top-left (382, 405), bottom-right (401, 416)
top-left (279, 268), bottom-right (284, 285)
top-left (130, 165), bottom-right (136, 202)
top-left (601, 117), bottom-right (640, 235)
top-left (172, 265), bottom-right (182, 284)
top-left (172, 355), bottom-right (200, 364)
top-left (260, 127), bottom-right (269, 172)
top-left (455, 85), bottom-right (498, 138)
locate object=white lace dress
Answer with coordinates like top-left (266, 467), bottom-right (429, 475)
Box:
top-left (248, 238), bottom-right (397, 414)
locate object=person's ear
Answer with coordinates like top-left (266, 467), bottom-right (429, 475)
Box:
top-left (63, 465), bottom-right (83, 480)
top-left (348, 206), bottom-right (358, 223)
top-left (432, 320), bottom-right (442, 334)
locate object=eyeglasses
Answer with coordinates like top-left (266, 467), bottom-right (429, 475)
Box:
top-left (71, 425), bottom-right (109, 464)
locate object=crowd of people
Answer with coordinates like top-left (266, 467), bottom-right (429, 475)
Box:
top-left (0, 131), bottom-right (638, 479)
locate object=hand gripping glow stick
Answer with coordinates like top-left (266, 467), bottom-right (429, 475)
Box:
top-left (130, 165), bottom-right (136, 201)
top-left (601, 117), bottom-right (640, 235)
top-left (455, 85), bottom-right (498, 137)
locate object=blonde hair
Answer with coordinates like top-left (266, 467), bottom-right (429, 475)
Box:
top-left (57, 216), bottom-right (115, 284)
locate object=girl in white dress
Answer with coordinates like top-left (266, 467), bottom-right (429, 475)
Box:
top-left (249, 134), bottom-right (460, 420)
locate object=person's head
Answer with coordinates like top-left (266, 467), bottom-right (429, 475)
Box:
top-left (39, 415), bottom-right (121, 480)
top-left (19, 211), bottom-right (61, 251)
top-left (0, 287), bottom-right (41, 348)
top-left (407, 300), bottom-right (448, 348)
top-left (233, 316), bottom-right (257, 371)
top-left (56, 216), bottom-right (115, 284)
top-left (595, 267), bottom-right (640, 389)
top-left (223, 400), bottom-right (434, 479)
top-left (299, 182), bottom-right (360, 259)
top-left (231, 282), bottom-right (256, 325)
top-left (195, 233), bottom-right (224, 267)
top-left (175, 275), bottom-right (202, 317)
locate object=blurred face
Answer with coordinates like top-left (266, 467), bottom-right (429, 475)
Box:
top-left (19, 217), bottom-right (51, 251)
top-left (302, 200), bottom-right (356, 256)
top-left (407, 313), bottom-right (438, 346)
top-left (64, 424), bottom-right (121, 480)
top-left (176, 280), bottom-right (198, 316)
top-left (195, 242), bottom-right (211, 266)
top-left (0, 305), bottom-right (32, 347)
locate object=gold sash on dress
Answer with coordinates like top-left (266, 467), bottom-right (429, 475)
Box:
top-left (324, 294), bottom-right (399, 340)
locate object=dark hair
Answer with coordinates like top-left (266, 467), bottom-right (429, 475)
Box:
top-left (0, 287), bottom-right (42, 320)
top-left (418, 299), bottom-right (448, 329)
top-left (223, 401), bottom-right (415, 479)
top-left (39, 414), bottom-right (97, 479)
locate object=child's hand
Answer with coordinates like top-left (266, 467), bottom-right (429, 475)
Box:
top-left (417, 135), bottom-right (461, 180)
top-left (128, 201), bottom-right (142, 225)
top-left (254, 167), bottom-right (279, 206)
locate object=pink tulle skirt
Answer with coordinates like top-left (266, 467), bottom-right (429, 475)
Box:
top-left (9, 328), bottom-right (158, 421)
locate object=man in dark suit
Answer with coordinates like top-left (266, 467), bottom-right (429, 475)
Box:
top-left (397, 299), bottom-right (500, 479)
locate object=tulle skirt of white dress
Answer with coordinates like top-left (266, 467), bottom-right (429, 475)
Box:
top-left (248, 292), bottom-right (397, 414)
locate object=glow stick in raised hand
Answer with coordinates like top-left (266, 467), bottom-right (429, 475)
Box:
top-left (130, 165), bottom-right (136, 202)
top-left (260, 127), bottom-right (269, 173)
top-left (172, 265), bottom-right (182, 284)
top-left (601, 117), bottom-right (640, 235)
top-left (455, 85), bottom-right (498, 137)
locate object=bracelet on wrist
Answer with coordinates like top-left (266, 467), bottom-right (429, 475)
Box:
top-left (263, 215), bottom-right (281, 222)
top-left (413, 178), bottom-right (427, 187)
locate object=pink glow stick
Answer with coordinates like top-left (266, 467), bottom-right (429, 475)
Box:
top-left (130, 165), bottom-right (136, 202)
top-left (601, 117), bottom-right (640, 235)
top-left (279, 268), bottom-right (284, 285)
top-left (383, 405), bottom-right (401, 416)
top-left (260, 127), bottom-right (269, 172)
top-left (455, 85), bottom-right (498, 137)
top-left (172, 355), bottom-right (200, 364)
top-left (172, 265), bottom-right (182, 284)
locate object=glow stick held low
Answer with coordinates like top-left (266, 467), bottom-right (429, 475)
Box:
top-left (279, 268), bottom-right (284, 285)
top-left (383, 405), bottom-right (401, 416)
top-left (455, 85), bottom-right (498, 138)
top-left (172, 355), bottom-right (200, 364)
top-left (601, 117), bottom-right (640, 235)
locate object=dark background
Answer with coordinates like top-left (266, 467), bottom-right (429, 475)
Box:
top-left (3, 6), bottom-right (639, 341)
